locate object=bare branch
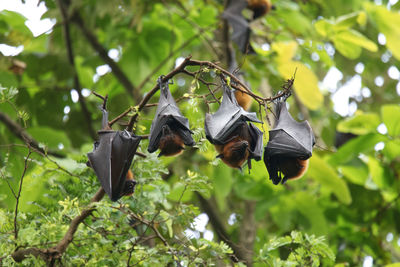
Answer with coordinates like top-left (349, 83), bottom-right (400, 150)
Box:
top-left (71, 12), bottom-right (141, 102)
top-left (58, 0), bottom-right (96, 140)
top-left (0, 111), bottom-right (64, 158)
top-left (11, 188), bottom-right (105, 263)
top-left (125, 56), bottom-right (293, 132)
top-left (13, 148), bottom-right (32, 240)
top-left (196, 192), bottom-right (245, 264)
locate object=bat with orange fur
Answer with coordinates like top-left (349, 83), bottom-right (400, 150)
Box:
top-left (264, 98), bottom-right (315, 184)
top-left (148, 76), bottom-right (195, 157)
top-left (223, 0), bottom-right (274, 53)
top-left (205, 80), bottom-right (263, 171)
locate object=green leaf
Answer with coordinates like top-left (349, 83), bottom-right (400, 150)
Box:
top-left (333, 30), bottom-right (377, 59)
top-left (337, 112), bottom-right (380, 135)
top-left (339, 159), bottom-right (369, 186)
top-left (335, 11), bottom-right (366, 29)
top-left (382, 140), bottom-right (400, 161)
top-left (365, 3), bottom-right (400, 60)
top-left (308, 155), bottom-right (352, 204)
top-left (213, 165), bottom-right (232, 211)
top-left (277, 61), bottom-right (323, 110)
top-left (292, 192), bottom-right (329, 235)
top-left (314, 20), bottom-right (333, 37)
top-left (0, 85), bottom-right (18, 102)
top-left (27, 126), bottom-right (72, 150)
top-left (365, 156), bottom-right (393, 191)
top-left (381, 104), bottom-right (400, 137)
top-left (272, 41), bottom-right (298, 63)
top-left (328, 133), bottom-right (386, 166)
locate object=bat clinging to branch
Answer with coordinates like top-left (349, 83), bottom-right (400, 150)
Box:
top-left (205, 80), bottom-right (263, 170)
top-left (148, 77), bottom-right (195, 157)
top-left (264, 98), bottom-right (315, 185)
top-left (223, 0), bottom-right (274, 53)
top-left (87, 107), bottom-right (141, 201)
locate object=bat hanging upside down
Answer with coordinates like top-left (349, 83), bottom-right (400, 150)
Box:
top-left (264, 98), bottom-right (315, 185)
top-left (205, 80), bottom-right (263, 171)
top-left (148, 76), bottom-right (195, 157)
top-left (214, 121), bottom-right (256, 169)
top-left (223, 0), bottom-right (275, 53)
top-left (158, 124), bottom-right (186, 157)
top-left (87, 107), bottom-right (141, 201)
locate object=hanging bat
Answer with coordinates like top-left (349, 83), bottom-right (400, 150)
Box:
top-left (87, 107), bottom-right (141, 201)
top-left (205, 80), bottom-right (263, 170)
top-left (222, 0), bottom-right (274, 53)
top-left (264, 99), bottom-right (315, 185)
top-left (148, 76), bottom-right (195, 157)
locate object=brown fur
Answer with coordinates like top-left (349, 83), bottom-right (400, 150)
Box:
top-left (158, 131), bottom-right (185, 157)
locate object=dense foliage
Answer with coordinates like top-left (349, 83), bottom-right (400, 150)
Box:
top-left (1, 0), bottom-right (400, 266)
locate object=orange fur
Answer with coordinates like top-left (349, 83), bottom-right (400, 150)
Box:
top-left (247, 0), bottom-right (273, 18)
top-left (235, 90), bottom-right (253, 110)
top-left (279, 158), bottom-right (309, 181)
top-left (216, 136), bottom-right (250, 169)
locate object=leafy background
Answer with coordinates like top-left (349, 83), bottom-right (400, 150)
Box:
top-left (1, 0), bottom-right (400, 266)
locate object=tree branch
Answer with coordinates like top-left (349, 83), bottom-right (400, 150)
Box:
top-left (195, 192), bottom-right (246, 264)
top-left (71, 12), bottom-right (141, 102)
top-left (125, 56), bottom-right (293, 132)
top-left (13, 148), bottom-right (32, 240)
top-left (58, 0), bottom-right (96, 140)
top-left (11, 188), bottom-right (105, 263)
top-left (0, 111), bottom-right (64, 158)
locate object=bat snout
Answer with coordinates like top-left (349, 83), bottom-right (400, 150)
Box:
top-left (162, 124), bottom-right (173, 135)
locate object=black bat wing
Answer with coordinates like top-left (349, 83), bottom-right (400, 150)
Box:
top-left (88, 130), bottom-right (141, 201)
top-left (222, 0), bottom-right (254, 53)
top-left (248, 122), bottom-right (263, 160)
top-left (266, 101), bottom-right (314, 158)
top-left (205, 82), bottom-right (260, 144)
top-left (148, 80), bottom-right (194, 152)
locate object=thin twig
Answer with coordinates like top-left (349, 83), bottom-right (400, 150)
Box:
top-left (0, 112), bottom-right (64, 158)
top-left (11, 188), bottom-right (105, 263)
top-left (125, 56), bottom-right (293, 132)
top-left (14, 147), bottom-right (32, 240)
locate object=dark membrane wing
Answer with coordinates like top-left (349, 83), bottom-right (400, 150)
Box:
top-left (205, 83), bottom-right (260, 144)
top-left (273, 102), bottom-right (314, 154)
top-left (148, 80), bottom-right (194, 152)
top-left (248, 123), bottom-right (263, 160)
top-left (148, 115), bottom-right (170, 153)
top-left (264, 155), bottom-right (282, 185)
top-left (265, 130), bottom-right (311, 159)
top-left (222, 0), bottom-right (253, 53)
top-left (109, 131), bottom-right (141, 201)
top-left (175, 126), bottom-right (196, 146)
top-left (88, 130), bottom-right (141, 201)
top-left (148, 114), bottom-right (194, 153)
top-left (87, 131), bottom-right (115, 199)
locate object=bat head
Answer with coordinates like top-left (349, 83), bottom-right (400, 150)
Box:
top-left (162, 124), bottom-right (172, 136)
top-left (121, 179), bottom-right (137, 197)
